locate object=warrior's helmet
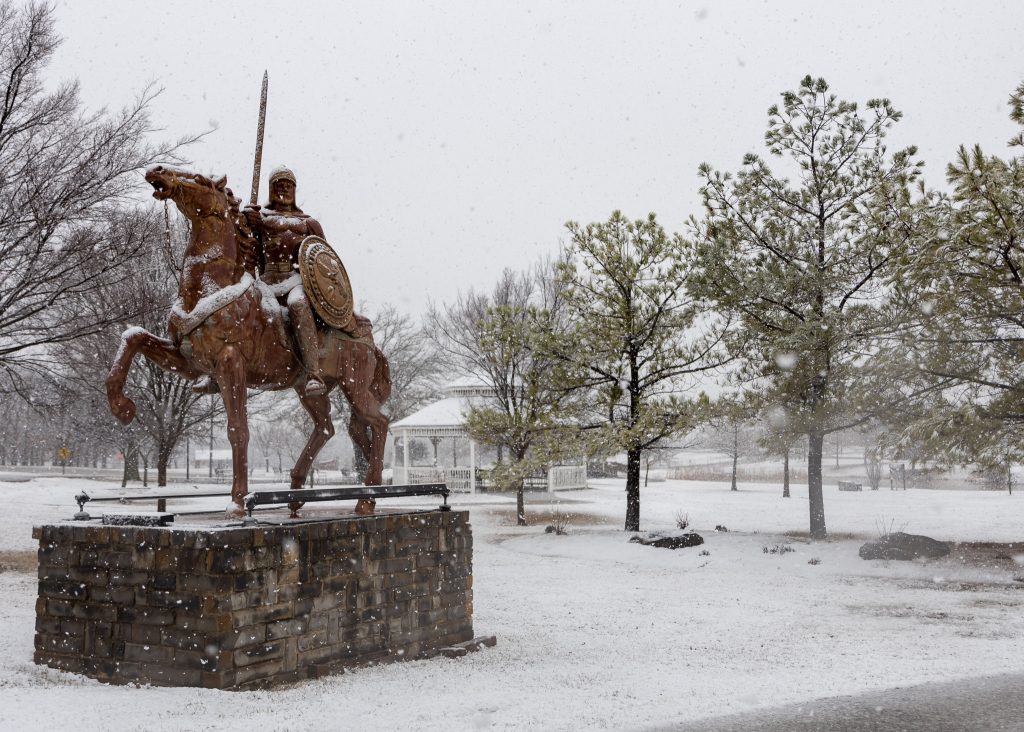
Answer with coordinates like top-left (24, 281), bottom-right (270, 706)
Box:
top-left (269, 166), bottom-right (296, 186)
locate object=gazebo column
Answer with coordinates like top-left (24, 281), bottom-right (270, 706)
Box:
top-left (469, 439), bottom-right (476, 493)
top-left (402, 432), bottom-right (410, 484)
top-left (391, 433), bottom-right (400, 483)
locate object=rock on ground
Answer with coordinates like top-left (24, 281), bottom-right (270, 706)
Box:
top-left (859, 532), bottom-right (951, 561)
top-left (629, 532), bottom-right (705, 549)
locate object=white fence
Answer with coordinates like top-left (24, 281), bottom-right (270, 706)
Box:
top-left (547, 465), bottom-right (587, 491)
top-left (394, 466), bottom-right (473, 492)
top-left (393, 464), bottom-right (586, 493)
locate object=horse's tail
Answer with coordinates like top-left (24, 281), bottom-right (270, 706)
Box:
top-left (371, 346), bottom-right (392, 404)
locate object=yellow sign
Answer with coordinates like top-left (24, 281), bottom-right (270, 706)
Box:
top-left (57, 447), bottom-right (71, 462)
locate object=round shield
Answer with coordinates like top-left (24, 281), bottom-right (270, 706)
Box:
top-left (298, 235), bottom-right (355, 329)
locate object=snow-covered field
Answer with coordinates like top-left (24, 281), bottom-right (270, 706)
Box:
top-left (1, 475), bottom-right (1022, 731)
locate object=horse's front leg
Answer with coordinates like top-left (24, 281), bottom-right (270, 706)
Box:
top-left (105, 328), bottom-right (200, 424)
top-left (216, 346), bottom-right (249, 517)
top-left (286, 390), bottom-right (336, 517)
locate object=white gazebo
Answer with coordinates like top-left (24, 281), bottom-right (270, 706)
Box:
top-left (389, 380), bottom-right (587, 493)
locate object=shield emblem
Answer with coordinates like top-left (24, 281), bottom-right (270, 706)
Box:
top-left (298, 236), bottom-right (355, 329)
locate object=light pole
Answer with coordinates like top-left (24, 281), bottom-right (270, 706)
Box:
top-left (208, 394), bottom-right (214, 478)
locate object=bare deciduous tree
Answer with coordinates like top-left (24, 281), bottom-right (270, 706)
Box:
top-left (0, 1), bottom-right (202, 391)
top-left (429, 261), bottom-right (575, 525)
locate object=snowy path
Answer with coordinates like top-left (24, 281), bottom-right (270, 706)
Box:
top-left (663, 672), bottom-right (1024, 731)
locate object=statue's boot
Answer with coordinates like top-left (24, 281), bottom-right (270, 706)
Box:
top-left (289, 295), bottom-right (327, 397)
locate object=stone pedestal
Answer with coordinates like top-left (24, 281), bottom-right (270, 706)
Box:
top-left (33, 510), bottom-right (473, 688)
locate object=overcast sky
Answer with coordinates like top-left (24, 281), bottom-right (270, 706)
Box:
top-left (50, 1), bottom-right (1024, 316)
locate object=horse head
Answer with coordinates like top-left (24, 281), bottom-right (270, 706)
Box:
top-left (145, 165), bottom-right (230, 222)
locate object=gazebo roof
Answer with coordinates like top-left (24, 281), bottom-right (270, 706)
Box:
top-left (391, 396), bottom-right (469, 429)
top-left (390, 380), bottom-right (497, 435)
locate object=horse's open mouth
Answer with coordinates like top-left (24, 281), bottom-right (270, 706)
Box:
top-left (145, 166), bottom-right (176, 200)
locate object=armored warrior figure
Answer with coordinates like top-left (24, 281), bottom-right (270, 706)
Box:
top-left (243, 166), bottom-right (335, 396)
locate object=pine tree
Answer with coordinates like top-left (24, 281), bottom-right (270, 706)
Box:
top-left (691, 77), bottom-right (924, 538)
top-left (891, 83), bottom-right (1024, 471)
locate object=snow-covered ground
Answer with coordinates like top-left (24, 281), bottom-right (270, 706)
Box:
top-left (1, 475), bottom-right (1022, 731)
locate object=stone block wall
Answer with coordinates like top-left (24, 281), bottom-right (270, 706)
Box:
top-left (33, 510), bottom-right (473, 688)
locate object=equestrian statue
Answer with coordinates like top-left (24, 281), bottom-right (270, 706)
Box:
top-left (105, 75), bottom-right (390, 517)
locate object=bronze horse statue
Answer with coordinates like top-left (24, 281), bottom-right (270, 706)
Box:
top-left (106, 166), bottom-right (391, 517)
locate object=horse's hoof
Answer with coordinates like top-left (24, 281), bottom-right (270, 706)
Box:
top-left (112, 398), bottom-right (136, 424)
top-left (354, 498), bottom-right (376, 515)
top-left (225, 503), bottom-right (245, 519)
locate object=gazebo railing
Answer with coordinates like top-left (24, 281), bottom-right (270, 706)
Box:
top-left (443, 468), bottom-right (472, 492)
top-left (396, 466), bottom-right (473, 492)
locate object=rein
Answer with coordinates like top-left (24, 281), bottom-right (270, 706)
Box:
top-left (162, 200), bottom-right (181, 287)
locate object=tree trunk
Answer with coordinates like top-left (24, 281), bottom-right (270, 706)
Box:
top-left (157, 445), bottom-right (172, 487)
top-left (516, 478), bottom-right (526, 526)
top-left (782, 449), bottom-right (790, 498)
top-left (808, 431), bottom-right (826, 539)
top-left (625, 447), bottom-right (642, 531)
top-left (142, 452), bottom-right (149, 487)
top-left (514, 450), bottom-right (527, 526)
top-left (730, 429), bottom-right (739, 491)
top-left (122, 444), bottom-right (140, 487)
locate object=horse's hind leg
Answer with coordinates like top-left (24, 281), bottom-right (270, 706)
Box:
top-left (347, 412), bottom-right (371, 483)
top-left (351, 396), bottom-right (388, 486)
top-left (288, 390), bottom-right (335, 516)
top-left (346, 389), bottom-right (389, 515)
top-left (347, 413), bottom-right (376, 515)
